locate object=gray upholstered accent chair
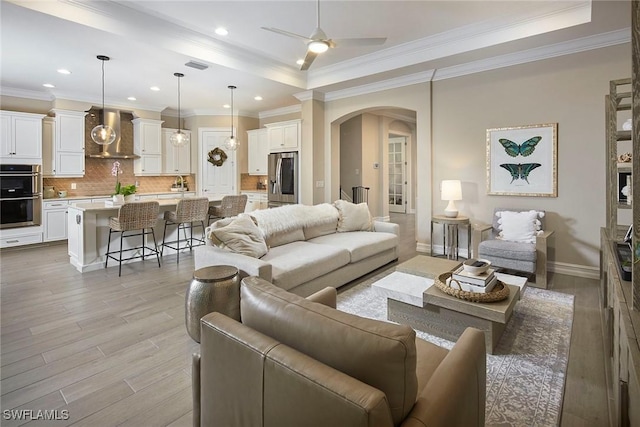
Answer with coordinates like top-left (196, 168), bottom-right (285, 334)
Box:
top-left (208, 194), bottom-right (248, 225)
top-left (472, 208), bottom-right (553, 289)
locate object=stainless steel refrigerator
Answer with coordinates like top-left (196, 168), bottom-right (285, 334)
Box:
top-left (268, 151), bottom-right (298, 208)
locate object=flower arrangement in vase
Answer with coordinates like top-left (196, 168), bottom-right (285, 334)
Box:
top-left (112, 161), bottom-right (136, 203)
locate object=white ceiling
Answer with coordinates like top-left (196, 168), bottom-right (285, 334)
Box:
top-left (0, 0), bottom-right (631, 117)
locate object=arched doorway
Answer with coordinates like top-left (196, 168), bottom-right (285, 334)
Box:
top-left (334, 108), bottom-right (416, 220)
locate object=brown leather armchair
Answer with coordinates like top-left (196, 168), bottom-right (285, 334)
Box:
top-left (193, 277), bottom-right (486, 427)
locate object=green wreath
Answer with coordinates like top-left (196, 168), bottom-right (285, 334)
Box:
top-left (207, 147), bottom-right (228, 167)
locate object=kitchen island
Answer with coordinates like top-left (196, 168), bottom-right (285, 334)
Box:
top-left (67, 197), bottom-right (221, 273)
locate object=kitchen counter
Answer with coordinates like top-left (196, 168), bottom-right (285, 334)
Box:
top-left (67, 196), bottom-right (221, 273)
top-left (71, 198), bottom-right (200, 212)
top-left (44, 191), bottom-right (198, 202)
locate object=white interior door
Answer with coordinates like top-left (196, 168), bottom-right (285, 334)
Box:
top-left (388, 136), bottom-right (406, 213)
top-left (199, 128), bottom-right (237, 198)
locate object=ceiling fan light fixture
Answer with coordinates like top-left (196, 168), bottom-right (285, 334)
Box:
top-left (91, 55), bottom-right (117, 146)
top-left (308, 40), bottom-right (329, 53)
top-left (170, 72), bottom-right (189, 147)
top-left (223, 85), bottom-right (238, 151)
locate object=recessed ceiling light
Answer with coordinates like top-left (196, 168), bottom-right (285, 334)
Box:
top-left (296, 59), bottom-right (305, 65)
top-left (127, 96), bottom-right (137, 101)
top-left (43, 83), bottom-right (55, 88)
top-left (57, 69), bottom-right (71, 75)
top-left (215, 27), bottom-right (229, 36)
top-left (223, 104), bottom-right (230, 109)
top-left (150, 86), bottom-right (160, 91)
top-left (254, 96), bottom-right (263, 101)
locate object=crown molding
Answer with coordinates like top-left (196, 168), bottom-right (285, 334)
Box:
top-left (293, 90), bottom-right (325, 102)
top-left (258, 104), bottom-right (302, 119)
top-left (434, 28), bottom-right (631, 81)
top-left (306, 1), bottom-right (591, 89)
top-left (1, 87), bottom-right (55, 102)
top-left (324, 71), bottom-right (435, 102)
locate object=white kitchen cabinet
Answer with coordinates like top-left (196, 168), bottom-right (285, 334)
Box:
top-left (42, 110), bottom-right (86, 177)
top-left (0, 110), bottom-right (45, 163)
top-left (42, 117), bottom-right (55, 176)
top-left (266, 119), bottom-right (300, 152)
top-left (133, 118), bottom-right (163, 175)
top-left (43, 200), bottom-right (68, 241)
top-left (162, 128), bottom-right (191, 174)
top-left (242, 191), bottom-right (268, 212)
top-left (247, 128), bottom-right (268, 175)
top-left (0, 226), bottom-right (43, 248)
top-left (53, 110), bottom-right (85, 176)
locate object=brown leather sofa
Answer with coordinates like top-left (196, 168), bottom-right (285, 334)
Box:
top-left (193, 277), bottom-right (486, 427)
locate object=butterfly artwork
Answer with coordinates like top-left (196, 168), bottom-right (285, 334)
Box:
top-left (499, 136), bottom-right (541, 157)
top-left (499, 163), bottom-right (541, 183)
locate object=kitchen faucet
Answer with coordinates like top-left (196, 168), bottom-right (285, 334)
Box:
top-left (176, 175), bottom-right (185, 198)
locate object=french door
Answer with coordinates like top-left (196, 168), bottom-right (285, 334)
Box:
top-left (388, 136), bottom-right (406, 213)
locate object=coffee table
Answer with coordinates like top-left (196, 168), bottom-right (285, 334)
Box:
top-left (372, 255), bottom-right (525, 354)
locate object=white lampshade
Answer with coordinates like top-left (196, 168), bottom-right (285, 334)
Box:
top-left (441, 180), bottom-right (462, 201)
top-left (441, 180), bottom-right (462, 218)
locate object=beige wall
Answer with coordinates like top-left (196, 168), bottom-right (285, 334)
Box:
top-left (324, 83), bottom-right (432, 245)
top-left (340, 116), bottom-right (363, 198)
top-left (431, 43), bottom-right (631, 271)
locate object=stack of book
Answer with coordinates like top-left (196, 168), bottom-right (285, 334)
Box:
top-left (448, 265), bottom-right (497, 293)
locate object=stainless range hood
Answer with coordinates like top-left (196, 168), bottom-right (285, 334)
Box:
top-left (86, 109), bottom-right (139, 159)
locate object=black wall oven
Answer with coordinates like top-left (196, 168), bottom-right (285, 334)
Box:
top-left (0, 164), bottom-right (41, 229)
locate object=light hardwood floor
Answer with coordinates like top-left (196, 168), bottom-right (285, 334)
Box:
top-left (0, 213), bottom-right (608, 426)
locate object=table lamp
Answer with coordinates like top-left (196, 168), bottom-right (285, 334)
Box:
top-left (441, 180), bottom-right (462, 218)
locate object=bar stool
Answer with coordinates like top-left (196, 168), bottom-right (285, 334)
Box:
top-left (208, 194), bottom-right (247, 225)
top-left (161, 197), bottom-right (210, 263)
top-left (105, 201), bottom-right (161, 277)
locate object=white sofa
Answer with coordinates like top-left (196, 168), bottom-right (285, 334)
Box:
top-left (194, 202), bottom-right (399, 297)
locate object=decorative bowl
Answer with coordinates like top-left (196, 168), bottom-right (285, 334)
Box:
top-left (462, 258), bottom-right (491, 275)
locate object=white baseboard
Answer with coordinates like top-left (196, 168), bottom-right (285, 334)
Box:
top-left (549, 261), bottom-right (600, 280)
top-left (374, 215), bottom-right (391, 222)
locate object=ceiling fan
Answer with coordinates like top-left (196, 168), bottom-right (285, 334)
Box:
top-left (262, 0), bottom-right (387, 71)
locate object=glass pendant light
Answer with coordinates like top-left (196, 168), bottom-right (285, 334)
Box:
top-left (91, 55), bottom-right (117, 145)
top-left (170, 72), bottom-right (190, 147)
top-left (223, 85), bottom-right (238, 151)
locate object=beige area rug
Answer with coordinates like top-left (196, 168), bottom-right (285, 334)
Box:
top-left (337, 269), bottom-right (575, 427)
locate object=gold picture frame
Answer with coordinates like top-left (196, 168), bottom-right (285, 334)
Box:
top-left (486, 123), bottom-right (558, 197)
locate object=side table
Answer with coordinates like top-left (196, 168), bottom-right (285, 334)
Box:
top-left (430, 215), bottom-right (470, 260)
top-left (185, 265), bottom-right (240, 343)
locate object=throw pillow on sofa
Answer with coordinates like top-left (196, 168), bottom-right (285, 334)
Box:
top-left (207, 215), bottom-right (268, 258)
top-left (334, 199), bottom-right (372, 232)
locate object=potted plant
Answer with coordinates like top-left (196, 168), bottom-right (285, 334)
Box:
top-left (112, 161), bottom-right (137, 203)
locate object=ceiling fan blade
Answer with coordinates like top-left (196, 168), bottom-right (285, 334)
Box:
top-left (332, 37), bottom-right (387, 47)
top-left (261, 27), bottom-right (311, 43)
top-left (300, 50), bottom-right (318, 71)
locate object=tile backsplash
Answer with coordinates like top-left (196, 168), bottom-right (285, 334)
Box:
top-left (43, 158), bottom-right (194, 197)
top-left (241, 173), bottom-right (268, 191)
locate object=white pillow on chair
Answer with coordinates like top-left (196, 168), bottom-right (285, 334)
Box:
top-left (496, 210), bottom-right (544, 243)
